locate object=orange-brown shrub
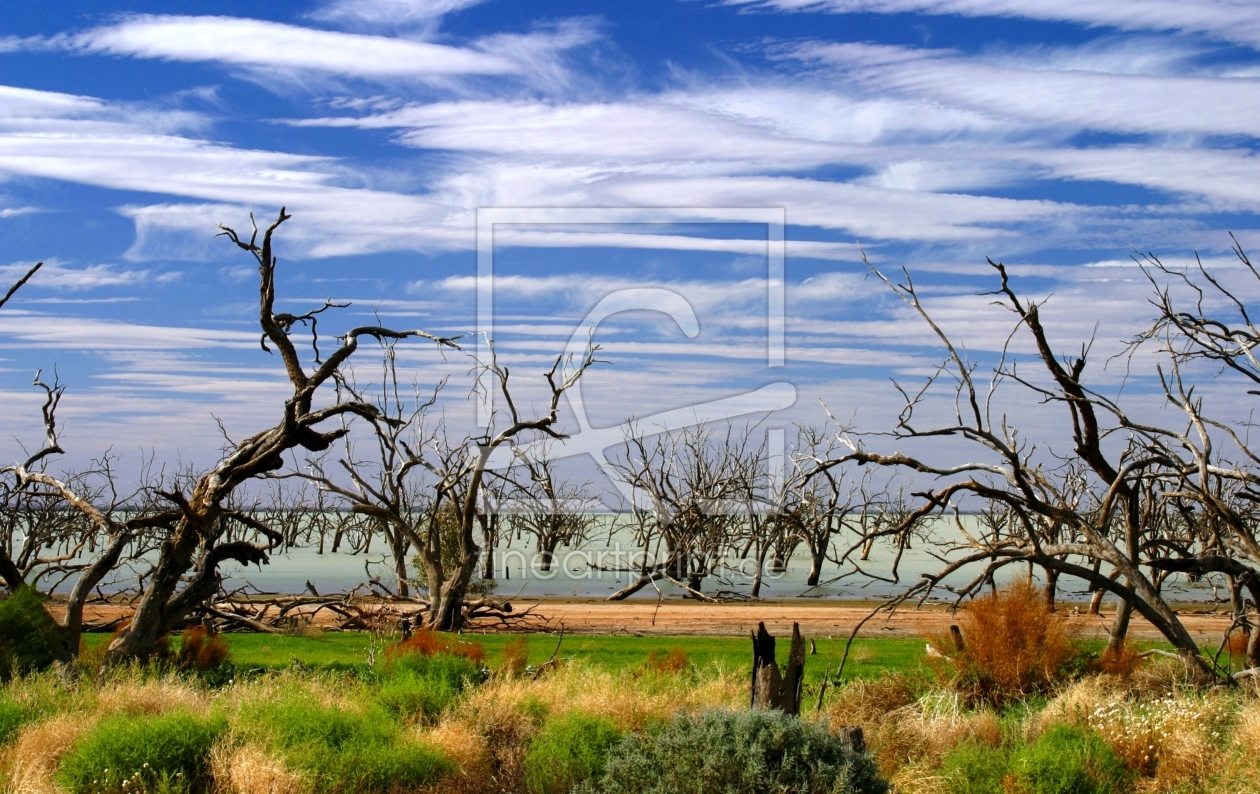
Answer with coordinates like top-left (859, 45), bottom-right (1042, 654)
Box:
top-left (646, 647), bottom-right (689, 674)
top-left (177, 625), bottom-right (230, 671)
top-left (1097, 641), bottom-right (1143, 679)
top-left (948, 579), bottom-right (1077, 704)
top-left (1227, 627), bottom-right (1251, 657)
top-left (498, 637), bottom-right (530, 678)
top-left (388, 627), bottom-right (486, 665)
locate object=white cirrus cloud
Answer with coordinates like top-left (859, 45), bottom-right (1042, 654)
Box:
top-left (291, 91), bottom-right (1011, 173)
top-left (723, 0), bottom-right (1260, 50)
top-left (48, 14), bottom-right (520, 78)
top-left (0, 312), bottom-right (261, 350)
top-left (1017, 146), bottom-right (1260, 211)
top-left (0, 86), bottom-right (469, 259)
top-left (0, 260), bottom-right (153, 290)
top-left (310, 0), bottom-right (489, 27)
top-left (789, 41), bottom-right (1260, 137)
top-left (491, 228), bottom-right (864, 261)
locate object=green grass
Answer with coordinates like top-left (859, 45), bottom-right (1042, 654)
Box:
top-left (87, 631), bottom-right (926, 685)
top-left (524, 713), bottom-right (623, 794)
top-left (0, 698), bottom-right (28, 745)
top-left (235, 693), bottom-right (451, 793)
top-left (57, 711), bottom-right (224, 794)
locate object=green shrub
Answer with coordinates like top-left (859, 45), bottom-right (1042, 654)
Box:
top-left (578, 709), bottom-right (887, 794)
top-left (0, 697), bottom-right (29, 745)
top-left (385, 648), bottom-right (482, 687)
top-left (524, 713), bottom-right (623, 794)
top-left (238, 695), bottom-right (451, 793)
top-left (0, 586), bottom-right (64, 679)
top-left (307, 739), bottom-right (450, 793)
top-left (57, 711), bottom-right (224, 794)
top-left (940, 741), bottom-right (1009, 794)
top-left (1009, 724), bottom-right (1129, 794)
top-left (375, 651), bottom-right (481, 722)
top-left (375, 673), bottom-right (459, 721)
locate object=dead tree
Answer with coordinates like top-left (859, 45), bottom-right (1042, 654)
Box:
top-left (727, 429), bottom-right (815, 598)
top-left (420, 344), bottom-right (598, 630)
top-left (731, 439), bottom-right (786, 599)
top-left (475, 471), bottom-right (509, 581)
top-left (818, 484), bottom-right (922, 593)
top-left (0, 377), bottom-right (177, 663)
top-left (101, 209), bottom-right (458, 664)
top-left (606, 424), bottom-right (748, 600)
top-left (819, 256), bottom-right (1218, 678)
top-left (785, 426), bottom-right (864, 587)
top-left (299, 341), bottom-right (447, 599)
top-left (308, 342), bottom-right (597, 630)
top-left (503, 446), bottom-right (597, 573)
top-left (1129, 239), bottom-right (1260, 671)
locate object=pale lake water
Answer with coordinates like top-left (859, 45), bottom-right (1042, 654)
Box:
top-left (211, 514), bottom-right (1221, 604)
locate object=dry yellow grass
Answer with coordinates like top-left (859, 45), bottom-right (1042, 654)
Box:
top-left (6, 714), bottom-right (95, 794)
top-left (1035, 675), bottom-right (1121, 732)
top-left (210, 744), bottom-right (306, 794)
top-left (885, 763), bottom-right (950, 794)
top-left (1214, 693), bottom-right (1260, 794)
top-left (1232, 694), bottom-right (1260, 755)
top-left (822, 673), bottom-right (920, 728)
top-left (1041, 675), bottom-right (1243, 793)
top-left (454, 660), bottom-right (743, 734)
top-left (96, 674), bottom-right (208, 717)
top-left (214, 670), bottom-right (368, 726)
top-left (824, 683), bottom-right (1003, 786)
top-left (422, 660), bottom-right (743, 794)
top-left (415, 721), bottom-right (493, 794)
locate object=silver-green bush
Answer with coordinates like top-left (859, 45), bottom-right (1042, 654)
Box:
top-left (577, 709), bottom-right (887, 794)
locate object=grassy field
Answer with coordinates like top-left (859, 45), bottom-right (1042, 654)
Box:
top-left (12, 586), bottom-right (1258, 794)
top-left (83, 630), bottom-right (929, 684)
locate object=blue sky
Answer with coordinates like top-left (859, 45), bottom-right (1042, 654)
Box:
top-left (1, 0), bottom-right (1259, 483)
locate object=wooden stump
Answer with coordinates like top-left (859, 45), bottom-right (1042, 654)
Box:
top-left (750, 621), bottom-right (805, 714)
top-left (835, 726), bottom-right (866, 755)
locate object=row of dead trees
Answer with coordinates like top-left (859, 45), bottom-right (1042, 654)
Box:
top-left (3, 209), bottom-right (1260, 684)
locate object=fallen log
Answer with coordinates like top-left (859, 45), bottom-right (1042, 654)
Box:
top-left (200, 605), bottom-right (282, 634)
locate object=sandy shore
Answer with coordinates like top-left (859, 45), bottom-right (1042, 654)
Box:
top-left (501, 599), bottom-right (1234, 643)
top-left (65, 597), bottom-right (1234, 642)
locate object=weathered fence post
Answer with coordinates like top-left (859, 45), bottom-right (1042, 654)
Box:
top-left (750, 621), bottom-right (805, 714)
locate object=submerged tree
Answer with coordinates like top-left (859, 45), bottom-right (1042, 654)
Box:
top-left (504, 445), bottom-right (598, 573)
top-left (606, 424), bottom-right (750, 600)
